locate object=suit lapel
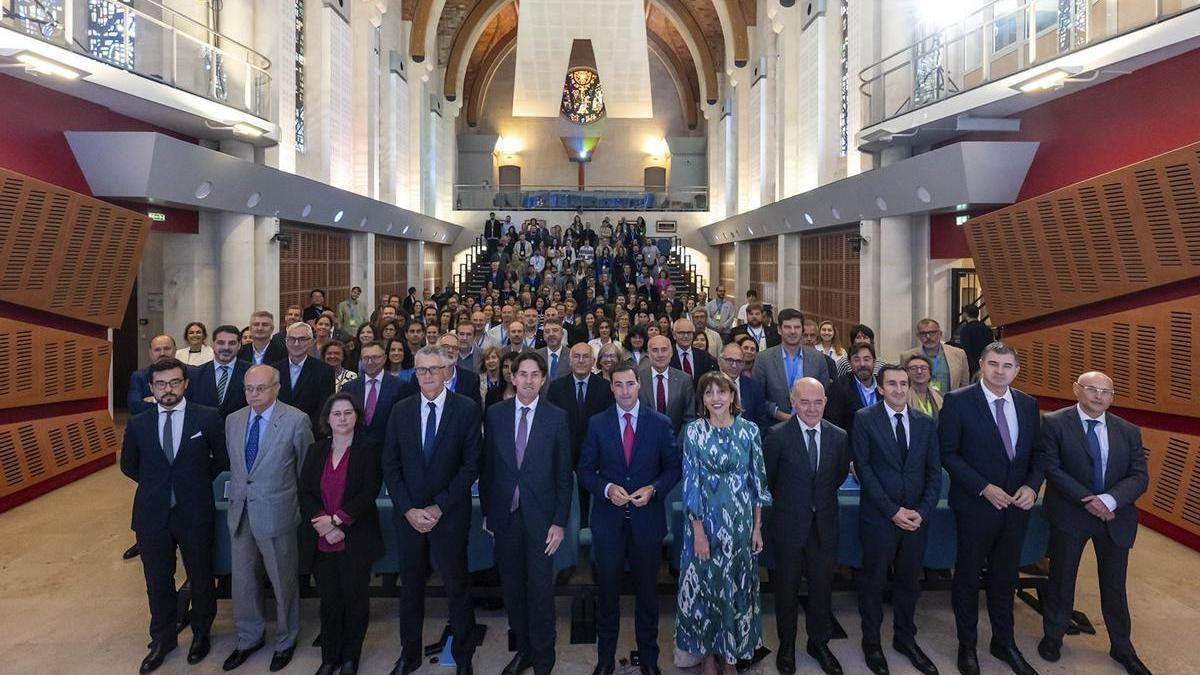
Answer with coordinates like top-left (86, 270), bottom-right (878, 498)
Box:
top-left (498, 401), bottom-right (518, 470)
top-left (972, 385), bottom-right (1010, 461)
top-left (251, 410), bottom-right (283, 474)
top-left (430, 394), bottom-right (455, 459)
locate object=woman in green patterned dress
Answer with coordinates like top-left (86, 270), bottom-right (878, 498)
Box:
top-left (676, 371), bottom-right (772, 675)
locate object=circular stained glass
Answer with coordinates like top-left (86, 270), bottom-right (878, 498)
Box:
top-left (560, 68), bottom-right (606, 125)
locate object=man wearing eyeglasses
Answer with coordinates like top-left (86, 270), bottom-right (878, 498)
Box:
top-left (1037, 372), bottom-right (1150, 675)
top-left (900, 318), bottom-right (969, 394)
top-left (341, 342), bottom-right (414, 445)
top-left (273, 322), bottom-right (335, 431)
top-left (719, 342), bottom-right (768, 437)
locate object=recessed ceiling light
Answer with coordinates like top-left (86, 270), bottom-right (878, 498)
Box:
top-left (232, 123), bottom-right (266, 137)
top-left (16, 52), bottom-right (85, 80)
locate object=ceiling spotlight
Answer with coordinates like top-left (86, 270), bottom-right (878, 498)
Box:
top-left (15, 52), bottom-right (85, 80)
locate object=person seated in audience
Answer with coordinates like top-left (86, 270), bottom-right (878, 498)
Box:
top-left (904, 353), bottom-right (944, 419)
top-left (322, 341), bottom-right (357, 392)
top-left (176, 321), bottom-right (214, 366)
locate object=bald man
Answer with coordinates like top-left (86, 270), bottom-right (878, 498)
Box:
top-left (764, 377), bottom-right (852, 675)
top-left (129, 335), bottom-right (178, 415)
top-left (1037, 372), bottom-right (1149, 675)
top-left (637, 335), bottom-right (695, 436)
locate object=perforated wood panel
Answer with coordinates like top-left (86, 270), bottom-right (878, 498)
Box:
top-left (0, 410), bottom-right (119, 498)
top-left (424, 243), bottom-right (444, 294)
top-left (798, 227), bottom-right (860, 341)
top-left (965, 141), bottom-right (1200, 326)
top-left (375, 235), bottom-right (411, 302)
top-left (278, 222), bottom-right (352, 313)
top-left (1005, 296), bottom-right (1199, 418)
top-left (748, 239), bottom-right (777, 307)
top-left (0, 168), bottom-right (149, 328)
top-left (0, 319), bottom-right (111, 410)
top-left (1139, 427), bottom-right (1200, 538)
top-left (718, 244), bottom-right (735, 295)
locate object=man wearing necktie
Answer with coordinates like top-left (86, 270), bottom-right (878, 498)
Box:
top-left (851, 365), bottom-right (941, 675)
top-left (548, 343), bottom-right (613, 525)
top-left (186, 325), bottom-right (249, 419)
top-left (383, 346), bottom-right (481, 675)
top-left (939, 342), bottom-right (1043, 675)
top-left (1037, 372), bottom-right (1150, 675)
top-left (670, 318), bottom-right (717, 386)
top-left (120, 358), bottom-right (227, 673)
top-left (638, 335), bottom-right (695, 436)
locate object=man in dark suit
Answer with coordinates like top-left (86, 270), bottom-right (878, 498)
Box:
top-left (1037, 371), bottom-right (1150, 675)
top-left (638, 335), bottom-right (695, 436)
top-left (271, 306), bottom-right (302, 346)
top-left (186, 325), bottom-right (249, 418)
top-left (729, 302), bottom-right (780, 352)
top-left (341, 342), bottom-right (415, 445)
top-left (383, 346), bottom-right (481, 675)
top-left (484, 212), bottom-right (503, 259)
top-left (852, 365), bottom-right (941, 675)
top-left (956, 304), bottom-right (994, 377)
top-left (239, 310), bottom-right (286, 366)
top-left (438, 333), bottom-right (483, 407)
top-left (547, 342), bottom-right (614, 524)
top-left (302, 288), bottom-right (328, 323)
top-left (577, 362), bottom-right (679, 675)
top-left (940, 341), bottom-right (1043, 675)
top-left (764, 377), bottom-right (851, 675)
top-left (480, 352), bottom-right (573, 675)
top-left (669, 318), bottom-right (717, 385)
top-left (120, 358), bottom-right (227, 673)
top-left (824, 342), bottom-right (879, 442)
top-left (128, 335), bottom-right (177, 415)
top-left (753, 309), bottom-right (832, 424)
top-left (273, 322), bottom-right (335, 430)
top-left (536, 318), bottom-right (570, 392)
top-left (719, 342), bottom-right (769, 437)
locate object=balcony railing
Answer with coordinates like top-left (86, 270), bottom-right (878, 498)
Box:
top-left (2, 0), bottom-right (271, 118)
top-left (454, 183), bottom-right (709, 212)
top-left (858, 0), bottom-right (1199, 128)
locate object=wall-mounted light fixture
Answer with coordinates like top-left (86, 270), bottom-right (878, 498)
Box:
top-left (5, 51), bottom-right (88, 80)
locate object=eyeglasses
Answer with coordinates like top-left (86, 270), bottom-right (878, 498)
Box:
top-left (917, 330), bottom-right (941, 338)
top-left (906, 364), bottom-right (930, 373)
top-left (722, 358), bottom-right (745, 367)
top-left (413, 366), bottom-right (448, 377)
top-left (1079, 384), bottom-right (1116, 397)
top-left (151, 379), bottom-right (184, 390)
top-left (285, 336), bottom-right (312, 344)
top-left (244, 384), bottom-right (277, 394)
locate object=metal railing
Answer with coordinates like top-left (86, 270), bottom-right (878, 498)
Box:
top-left (2, 0), bottom-right (272, 118)
top-left (670, 235), bottom-right (708, 299)
top-left (858, 0), bottom-right (1198, 128)
top-left (454, 184), bottom-right (709, 212)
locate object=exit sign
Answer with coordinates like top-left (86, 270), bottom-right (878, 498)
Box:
top-left (147, 210), bottom-right (166, 222)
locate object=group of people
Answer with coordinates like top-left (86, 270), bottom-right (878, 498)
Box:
top-left (118, 217), bottom-right (1151, 675)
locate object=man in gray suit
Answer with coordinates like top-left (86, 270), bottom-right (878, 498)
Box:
top-left (639, 335), bottom-right (695, 435)
top-left (753, 308), bottom-right (832, 423)
top-left (537, 319), bottom-right (570, 393)
top-left (222, 365), bottom-right (314, 672)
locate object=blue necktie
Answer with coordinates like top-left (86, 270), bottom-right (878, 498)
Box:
top-left (577, 380), bottom-right (585, 407)
top-left (894, 412), bottom-right (908, 462)
top-left (550, 351), bottom-right (558, 376)
top-left (1085, 419), bottom-right (1105, 494)
top-left (245, 414), bottom-right (262, 473)
top-left (423, 402), bottom-right (437, 464)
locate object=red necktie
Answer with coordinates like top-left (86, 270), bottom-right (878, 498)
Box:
top-left (622, 412), bottom-right (634, 465)
top-left (364, 379), bottom-right (378, 425)
top-left (656, 374), bottom-right (667, 413)
top-left (681, 351), bottom-right (693, 376)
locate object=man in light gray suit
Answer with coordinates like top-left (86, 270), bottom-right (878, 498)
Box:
top-left (753, 308), bottom-right (832, 424)
top-left (222, 365), bottom-right (314, 672)
top-left (537, 319), bottom-right (570, 393)
top-left (639, 335), bottom-right (696, 435)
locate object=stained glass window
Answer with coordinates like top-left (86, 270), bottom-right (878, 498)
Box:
top-left (295, 0), bottom-right (306, 152)
top-left (560, 68), bottom-right (605, 125)
top-left (12, 0), bottom-right (65, 41)
top-left (839, 0), bottom-right (849, 157)
top-left (88, 0), bottom-right (135, 69)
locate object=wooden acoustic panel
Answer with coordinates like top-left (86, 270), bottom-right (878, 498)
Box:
top-left (798, 227), bottom-right (860, 342)
top-left (1005, 295), bottom-right (1199, 418)
top-left (0, 168), bottom-right (150, 328)
top-left (748, 238), bottom-right (777, 308)
top-left (424, 242), bottom-right (444, 293)
top-left (1139, 427), bottom-right (1200, 539)
top-left (965, 141), bottom-right (1200, 326)
top-left (0, 319), bottom-right (111, 410)
top-left (375, 235), bottom-right (410, 303)
top-left (718, 243), bottom-right (735, 295)
top-left (278, 222), bottom-right (352, 314)
top-left (0, 410), bottom-right (119, 498)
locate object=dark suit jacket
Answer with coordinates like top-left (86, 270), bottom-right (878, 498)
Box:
top-left (546, 373), bottom-right (615, 462)
top-left (484, 219), bottom-right (503, 240)
top-left (120, 402), bottom-right (228, 532)
top-left (340, 373), bottom-right (415, 445)
top-left (852, 403), bottom-right (942, 526)
top-left (939, 383), bottom-right (1043, 516)
top-left (127, 367), bottom-right (154, 415)
top-left (450, 367), bottom-right (483, 408)
top-left (238, 340), bottom-right (286, 366)
top-left (577, 405), bottom-right (680, 542)
top-left (274, 356), bottom-right (336, 428)
top-left (763, 418), bottom-right (850, 549)
top-left (187, 359), bottom-right (250, 418)
top-left (824, 373), bottom-right (877, 442)
top-left (382, 390), bottom-right (482, 531)
top-left (1040, 407), bottom-right (1148, 548)
top-left (729, 323), bottom-right (780, 349)
top-left (670, 347), bottom-right (718, 385)
top-left (737, 374), bottom-right (770, 438)
top-left (298, 436), bottom-right (385, 567)
top-left (480, 398), bottom-right (573, 535)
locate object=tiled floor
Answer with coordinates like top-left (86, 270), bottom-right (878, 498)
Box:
top-left (2, 465), bottom-right (1198, 674)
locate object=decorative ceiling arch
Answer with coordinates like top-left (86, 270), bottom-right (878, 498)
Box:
top-left (647, 33), bottom-right (700, 130)
top-left (721, 0), bottom-right (750, 68)
top-left (443, 0), bottom-right (516, 102)
top-left (409, 0), bottom-right (446, 63)
top-left (653, 0), bottom-right (720, 105)
top-left (464, 28), bottom-right (517, 127)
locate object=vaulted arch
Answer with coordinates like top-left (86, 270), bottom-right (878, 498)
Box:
top-left (654, 0), bottom-right (720, 105)
top-left (443, 0), bottom-right (515, 102)
top-left (464, 28), bottom-right (518, 127)
top-left (647, 33), bottom-right (700, 130)
top-left (408, 0), bottom-right (445, 63)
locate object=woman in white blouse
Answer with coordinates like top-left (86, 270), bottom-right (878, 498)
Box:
top-left (175, 322), bottom-right (214, 366)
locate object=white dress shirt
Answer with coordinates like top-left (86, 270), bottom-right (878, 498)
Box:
top-left (651, 367), bottom-right (670, 403)
top-left (157, 398), bottom-right (186, 458)
top-left (1077, 405), bottom-right (1117, 511)
top-left (176, 345), bottom-right (214, 366)
top-left (981, 384), bottom-right (1019, 449)
top-left (514, 396), bottom-right (539, 443)
top-left (419, 387), bottom-right (448, 441)
top-left (604, 401), bottom-right (641, 497)
top-left (885, 404), bottom-right (910, 443)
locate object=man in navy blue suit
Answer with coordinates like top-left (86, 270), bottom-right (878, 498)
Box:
top-left (438, 332), bottom-right (483, 408)
top-left (273, 322), bottom-right (336, 430)
top-left (128, 335), bottom-right (178, 415)
top-left (852, 364), bottom-right (941, 675)
top-left (120, 358), bottom-right (227, 673)
top-left (940, 342), bottom-right (1043, 675)
top-left (341, 342), bottom-right (415, 445)
top-left (577, 361), bottom-right (680, 675)
top-left (480, 352), bottom-right (573, 675)
top-left (186, 325), bottom-right (249, 418)
top-left (719, 342), bottom-right (768, 437)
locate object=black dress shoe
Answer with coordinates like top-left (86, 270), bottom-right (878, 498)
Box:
top-left (893, 639), bottom-right (938, 675)
top-left (988, 642), bottom-right (1038, 675)
top-left (270, 646), bottom-right (296, 672)
top-left (500, 652), bottom-right (533, 675)
top-left (315, 665), bottom-right (337, 675)
top-left (387, 656), bottom-right (420, 675)
top-left (639, 665), bottom-right (662, 675)
top-left (957, 645), bottom-right (980, 675)
top-left (340, 660), bottom-right (359, 675)
top-left (591, 664), bottom-right (614, 675)
top-left (806, 641), bottom-right (844, 675)
top-left (862, 643), bottom-right (889, 675)
top-left (123, 543), bottom-right (141, 560)
top-left (187, 632), bottom-right (210, 664)
top-left (776, 643), bottom-right (796, 674)
top-left (223, 639), bottom-right (265, 671)
top-left (1111, 650), bottom-right (1152, 675)
top-left (140, 640), bottom-right (177, 674)
top-left (1037, 636), bottom-right (1060, 663)
top-left (455, 664), bottom-right (473, 675)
